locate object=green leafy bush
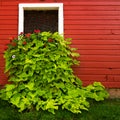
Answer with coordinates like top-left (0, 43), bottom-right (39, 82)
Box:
top-left (0, 30), bottom-right (109, 114)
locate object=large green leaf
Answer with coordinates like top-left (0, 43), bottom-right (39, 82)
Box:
top-left (46, 99), bottom-right (58, 114)
top-left (5, 84), bottom-right (16, 91)
top-left (10, 93), bottom-right (21, 107)
top-left (25, 82), bottom-right (35, 90)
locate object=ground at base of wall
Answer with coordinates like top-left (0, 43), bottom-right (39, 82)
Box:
top-left (107, 89), bottom-right (120, 98)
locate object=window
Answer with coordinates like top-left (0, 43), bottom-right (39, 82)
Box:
top-left (24, 10), bottom-right (58, 33)
top-left (18, 3), bottom-right (64, 34)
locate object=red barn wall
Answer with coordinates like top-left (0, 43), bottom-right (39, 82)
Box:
top-left (0, 0), bottom-right (120, 88)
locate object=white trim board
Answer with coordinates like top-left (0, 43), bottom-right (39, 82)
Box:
top-left (18, 3), bottom-right (64, 34)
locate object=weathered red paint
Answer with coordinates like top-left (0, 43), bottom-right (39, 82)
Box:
top-left (0, 0), bottom-right (120, 88)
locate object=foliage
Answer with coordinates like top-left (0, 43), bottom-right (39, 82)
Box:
top-left (0, 30), bottom-right (109, 114)
top-left (0, 98), bottom-right (120, 120)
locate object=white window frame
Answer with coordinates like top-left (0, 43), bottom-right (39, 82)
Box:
top-left (18, 3), bottom-right (64, 34)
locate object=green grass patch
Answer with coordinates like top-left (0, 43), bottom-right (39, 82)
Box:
top-left (0, 99), bottom-right (120, 120)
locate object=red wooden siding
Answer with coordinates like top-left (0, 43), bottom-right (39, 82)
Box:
top-left (64, 1), bottom-right (120, 88)
top-left (0, 0), bottom-right (120, 88)
top-left (0, 1), bottom-right (18, 84)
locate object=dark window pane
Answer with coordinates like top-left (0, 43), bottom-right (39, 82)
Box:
top-left (24, 10), bottom-right (58, 33)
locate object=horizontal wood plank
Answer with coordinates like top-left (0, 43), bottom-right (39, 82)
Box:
top-left (0, 10), bottom-right (18, 16)
top-left (65, 35), bottom-right (120, 40)
top-left (65, 15), bottom-right (120, 20)
top-left (75, 40), bottom-right (120, 44)
top-left (71, 45), bottom-right (120, 50)
top-left (0, 6), bottom-right (17, 10)
top-left (102, 82), bottom-right (120, 88)
top-left (0, 20), bottom-right (17, 24)
top-left (0, 16), bottom-right (17, 20)
top-left (77, 75), bottom-right (106, 81)
top-left (64, 24), bottom-right (120, 30)
top-left (75, 61), bottom-right (120, 68)
top-left (73, 68), bottom-right (120, 75)
top-left (64, 5), bottom-right (120, 11)
top-left (107, 75), bottom-right (120, 82)
top-left (0, 25), bottom-right (17, 30)
top-left (65, 30), bottom-right (112, 35)
top-left (77, 49), bottom-right (120, 55)
top-left (64, 10), bottom-right (120, 15)
top-left (0, 1), bottom-right (18, 6)
top-left (64, 20), bottom-right (120, 25)
top-left (64, 2), bottom-right (120, 6)
top-left (79, 55), bottom-right (120, 62)
top-left (0, 30), bottom-right (17, 35)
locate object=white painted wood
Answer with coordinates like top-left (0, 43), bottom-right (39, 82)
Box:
top-left (18, 3), bottom-right (64, 34)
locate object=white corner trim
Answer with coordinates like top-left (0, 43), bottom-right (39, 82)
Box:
top-left (18, 3), bottom-right (64, 34)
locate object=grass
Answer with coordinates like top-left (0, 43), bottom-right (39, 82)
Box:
top-left (0, 99), bottom-right (120, 120)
